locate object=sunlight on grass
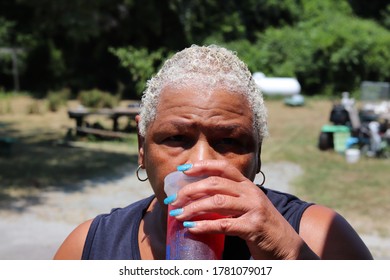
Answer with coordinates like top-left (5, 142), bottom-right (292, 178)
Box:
top-left (1, 95), bottom-right (139, 190)
top-left (262, 99), bottom-right (390, 236)
top-left (1, 95), bottom-right (389, 236)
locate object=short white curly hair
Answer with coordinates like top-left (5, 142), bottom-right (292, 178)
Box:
top-left (139, 44), bottom-right (268, 141)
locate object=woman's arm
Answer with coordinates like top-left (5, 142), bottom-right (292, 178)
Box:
top-left (300, 205), bottom-right (373, 259)
top-left (53, 219), bottom-right (92, 260)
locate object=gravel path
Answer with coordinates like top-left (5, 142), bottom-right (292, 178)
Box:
top-left (0, 162), bottom-right (388, 259)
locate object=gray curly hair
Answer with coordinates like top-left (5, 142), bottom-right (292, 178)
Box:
top-left (138, 44), bottom-right (268, 141)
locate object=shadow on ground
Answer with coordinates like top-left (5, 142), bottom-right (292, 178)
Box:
top-left (0, 121), bottom-right (139, 212)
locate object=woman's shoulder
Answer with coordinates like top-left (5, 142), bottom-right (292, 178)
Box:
top-left (299, 204), bottom-right (373, 259)
top-left (97, 195), bottom-right (155, 221)
top-left (91, 196), bottom-right (154, 230)
top-left (53, 219), bottom-right (93, 259)
top-left (260, 186), bottom-right (314, 232)
top-left (260, 186), bottom-right (313, 212)
top-left (53, 196), bottom-right (155, 260)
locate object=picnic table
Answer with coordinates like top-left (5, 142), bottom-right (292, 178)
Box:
top-left (67, 105), bottom-right (140, 137)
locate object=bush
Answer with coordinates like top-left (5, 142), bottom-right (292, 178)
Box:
top-left (78, 89), bottom-right (120, 109)
top-left (46, 88), bottom-right (71, 112)
top-left (27, 100), bottom-right (43, 115)
top-left (0, 97), bottom-right (12, 115)
top-left (221, 13), bottom-right (390, 96)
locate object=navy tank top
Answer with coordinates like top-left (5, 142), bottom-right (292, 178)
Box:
top-left (82, 187), bottom-right (313, 260)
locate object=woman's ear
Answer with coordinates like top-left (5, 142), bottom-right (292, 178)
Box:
top-left (135, 115), bottom-right (145, 167)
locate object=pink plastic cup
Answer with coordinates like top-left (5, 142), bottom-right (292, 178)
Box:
top-left (164, 171), bottom-right (225, 260)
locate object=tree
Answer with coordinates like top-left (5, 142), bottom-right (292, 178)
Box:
top-left (348, 0), bottom-right (390, 30)
top-left (1, 0), bottom-right (389, 97)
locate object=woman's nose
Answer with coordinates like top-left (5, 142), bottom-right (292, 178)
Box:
top-left (189, 139), bottom-right (216, 161)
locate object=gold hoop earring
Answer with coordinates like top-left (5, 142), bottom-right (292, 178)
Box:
top-left (136, 165), bottom-right (148, 182)
top-left (257, 170), bottom-right (266, 186)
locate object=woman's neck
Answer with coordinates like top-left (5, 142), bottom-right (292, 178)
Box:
top-left (138, 198), bottom-right (167, 259)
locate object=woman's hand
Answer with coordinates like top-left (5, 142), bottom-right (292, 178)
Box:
top-left (165, 160), bottom-right (319, 260)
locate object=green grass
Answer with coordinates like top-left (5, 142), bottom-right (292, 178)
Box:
top-left (261, 98), bottom-right (390, 236)
top-left (1, 95), bottom-right (389, 236)
top-left (0, 94), bottom-right (139, 193)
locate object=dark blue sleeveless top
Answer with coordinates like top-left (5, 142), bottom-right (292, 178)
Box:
top-left (82, 187), bottom-right (313, 260)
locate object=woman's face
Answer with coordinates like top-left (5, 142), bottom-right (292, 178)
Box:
top-left (138, 85), bottom-right (261, 207)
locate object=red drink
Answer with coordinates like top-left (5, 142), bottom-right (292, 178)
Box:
top-left (164, 171), bottom-right (225, 260)
top-left (166, 205), bottom-right (225, 260)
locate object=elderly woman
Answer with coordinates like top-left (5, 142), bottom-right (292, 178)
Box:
top-left (54, 45), bottom-right (372, 260)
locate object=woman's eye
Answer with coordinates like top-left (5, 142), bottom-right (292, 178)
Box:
top-left (167, 135), bottom-right (185, 142)
top-left (163, 135), bottom-right (187, 146)
top-left (215, 138), bottom-right (245, 154)
top-left (220, 138), bottom-right (237, 145)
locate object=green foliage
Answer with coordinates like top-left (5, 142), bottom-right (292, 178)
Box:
top-left (349, 0), bottom-right (390, 29)
top-left (0, 16), bottom-right (32, 91)
top-left (171, 0), bottom-right (302, 43)
top-left (299, 15), bottom-right (390, 93)
top-left (14, 0), bottom-right (107, 43)
top-left (0, 91), bottom-right (12, 114)
top-left (300, 0), bottom-right (353, 19)
top-left (110, 46), bottom-right (169, 96)
top-left (27, 100), bottom-right (43, 115)
top-left (240, 0), bottom-right (302, 32)
top-left (46, 41), bottom-right (66, 79)
top-left (1, 0), bottom-right (390, 96)
top-left (46, 88), bottom-right (71, 112)
top-left (78, 89), bottom-right (120, 109)
top-left (220, 10), bottom-right (390, 95)
top-left (381, 5), bottom-right (390, 29)
top-left (0, 17), bottom-right (13, 44)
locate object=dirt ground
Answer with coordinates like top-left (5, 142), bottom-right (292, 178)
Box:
top-left (0, 161), bottom-right (388, 260)
top-left (1, 96), bottom-right (389, 259)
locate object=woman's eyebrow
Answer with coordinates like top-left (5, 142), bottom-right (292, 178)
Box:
top-left (213, 124), bottom-right (242, 131)
top-left (157, 120), bottom-right (195, 131)
top-left (156, 120), bottom-right (253, 135)
top-left (212, 124), bottom-right (253, 134)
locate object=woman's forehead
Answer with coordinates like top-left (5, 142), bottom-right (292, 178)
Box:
top-left (146, 85), bottom-right (254, 135)
top-left (156, 85), bottom-right (249, 114)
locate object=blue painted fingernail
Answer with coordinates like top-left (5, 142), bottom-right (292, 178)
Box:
top-left (183, 221), bottom-right (196, 228)
top-left (164, 194), bottom-right (177, 205)
top-left (169, 208), bottom-right (184, 217)
top-left (177, 163), bottom-right (193, 172)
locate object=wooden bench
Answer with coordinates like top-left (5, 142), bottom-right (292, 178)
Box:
top-left (75, 127), bottom-right (132, 139)
top-left (68, 105), bottom-right (140, 136)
